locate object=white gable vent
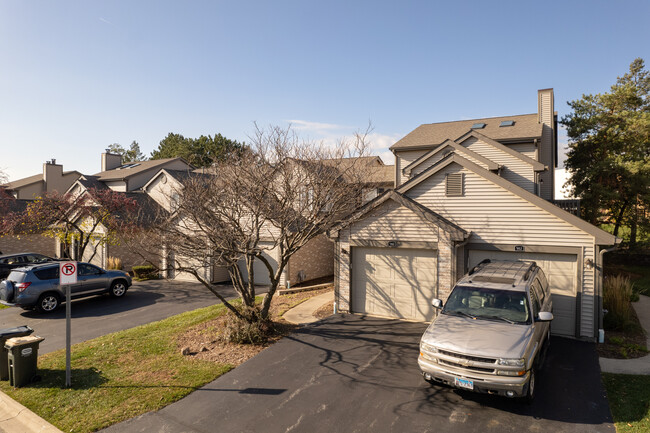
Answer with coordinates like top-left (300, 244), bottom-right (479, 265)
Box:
top-left (446, 173), bottom-right (464, 197)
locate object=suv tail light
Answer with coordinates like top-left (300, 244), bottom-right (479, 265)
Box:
top-left (15, 282), bottom-right (31, 293)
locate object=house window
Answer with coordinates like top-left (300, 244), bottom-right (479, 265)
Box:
top-left (445, 173), bottom-right (464, 197)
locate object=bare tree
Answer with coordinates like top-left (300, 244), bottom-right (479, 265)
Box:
top-left (127, 125), bottom-right (373, 323)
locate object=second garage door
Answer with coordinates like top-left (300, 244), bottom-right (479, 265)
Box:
top-left (352, 247), bottom-right (438, 321)
top-left (468, 250), bottom-right (578, 337)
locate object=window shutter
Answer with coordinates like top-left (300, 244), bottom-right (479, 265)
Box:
top-left (446, 173), bottom-right (464, 197)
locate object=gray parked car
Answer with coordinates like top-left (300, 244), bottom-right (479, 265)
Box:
top-left (0, 252), bottom-right (57, 280)
top-left (418, 260), bottom-right (553, 402)
top-left (0, 262), bottom-right (132, 313)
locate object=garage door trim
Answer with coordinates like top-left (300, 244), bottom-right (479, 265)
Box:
top-left (351, 239), bottom-right (438, 250)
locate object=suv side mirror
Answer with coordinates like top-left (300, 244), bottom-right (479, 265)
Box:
top-left (431, 298), bottom-right (443, 309)
top-left (537, 311), bottom-right (553, 322)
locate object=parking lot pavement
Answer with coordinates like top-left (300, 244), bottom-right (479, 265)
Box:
top-left (0, 280), bottom-right (241, 354)
top-left (103, 314), bottom-right (614, 433)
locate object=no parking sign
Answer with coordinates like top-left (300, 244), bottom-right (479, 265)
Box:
top-left (60, 262), bottom-right (77, 285)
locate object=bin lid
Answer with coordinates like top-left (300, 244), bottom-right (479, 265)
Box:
top-left (0, 326), bottom-right (33, 339)
top-left (4, 335), bottom-right (44, 348)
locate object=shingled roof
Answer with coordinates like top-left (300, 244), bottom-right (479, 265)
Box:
top-left (92, 158), bottom-right (190, 181)
top-left (390, 113), bottom-right (543, 151)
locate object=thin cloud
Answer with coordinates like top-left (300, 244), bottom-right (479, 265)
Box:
top-left (287, 119), bottom-right (347, 132)
top-left (99, 17), bottom-right (113, 25)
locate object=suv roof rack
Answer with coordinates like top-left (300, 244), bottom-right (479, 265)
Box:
top-left (469, 259), bottom-right (491, 275)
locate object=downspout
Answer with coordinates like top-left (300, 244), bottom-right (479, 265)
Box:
top-left (597, 245), bottom-right (619, 343)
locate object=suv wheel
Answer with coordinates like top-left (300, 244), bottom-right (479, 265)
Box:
top-left (36, 293), bottom-right (60, 313)
top-left (109, 281), bottom-right (127, 297)
top-left (524, 368), bottom-right (536, 404)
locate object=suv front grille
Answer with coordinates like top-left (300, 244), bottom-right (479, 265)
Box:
top-left (438, 349), bottom-right (496, 364)
top-left (438, 359), bottom-right (495, 374)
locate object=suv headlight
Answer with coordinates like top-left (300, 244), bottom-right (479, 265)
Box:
top-left (420, 342), bottom-right (438, 353)
top-left (498, 358), bottom-right (525, 367)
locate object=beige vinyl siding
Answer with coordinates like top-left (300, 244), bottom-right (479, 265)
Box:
top-left (395, 150), bottom-right (428, 185)
top-left (406, 163), bottom-right (598, 337)
top-left (145, 174), bottom-right (182, 213)
top-left (410, 150), bottom-right (490, 179)
top-left (507, 142), bottom-right (537, 161)
top-left (350, 199), bottom-right (440, 242)
top-left (581, 245), bottom-right (596, 337)
top-left (406, 165), bottom-right (594, 246)
top-left (104, 181), bottom-right (127, 192)
top-left (461, 136), bottom-right (536, 193)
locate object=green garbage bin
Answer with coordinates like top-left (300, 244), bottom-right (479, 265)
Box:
top-left (0, 326), bottom-right (33, 380)
top-left (5, 335), bottom-right (44, 387)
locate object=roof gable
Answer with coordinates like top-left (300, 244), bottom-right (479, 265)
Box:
top-left (397, 153), bottom-right (618, 245)
top-left (403, 139), bottom-right (499, 176)
top-left (330, 190), bottom-right (467, 241)
top-left (456, 130), bottom-right (545, 171)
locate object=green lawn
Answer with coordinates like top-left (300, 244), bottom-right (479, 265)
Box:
top-left (0, 303), bottom-right (233, 433)
top-left (603, 373), bottom-right (650, 432)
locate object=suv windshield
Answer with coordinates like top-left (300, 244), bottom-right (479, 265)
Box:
top-left (442, 285), bottom-right (530, 324)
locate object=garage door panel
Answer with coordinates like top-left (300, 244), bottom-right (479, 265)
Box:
top-left (352, 247), bottom-right (438, 321)
top-left (468, 250), bottom-right (577, 337)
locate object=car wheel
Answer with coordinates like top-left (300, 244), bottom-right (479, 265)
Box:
top-left (109, 281), bottom-right (127, 297)
top-left (524, 368), bottom-right (536, 404)
top-left (36, 293), bottom-right (60, 313)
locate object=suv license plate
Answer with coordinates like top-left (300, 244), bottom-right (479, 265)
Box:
top-left (454, 377), bottom-right (474, 390)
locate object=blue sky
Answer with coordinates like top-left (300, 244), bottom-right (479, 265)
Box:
top-left (1, 0), bottom-right (648, 182)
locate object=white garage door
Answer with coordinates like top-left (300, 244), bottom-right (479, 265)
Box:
top-left (352, 247), bottom-right (438, 321)
top-left (237, 242), bottom-right (278, 286)
top-left (468, 250), bottom-right (578, 337)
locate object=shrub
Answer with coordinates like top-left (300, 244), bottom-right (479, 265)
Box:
top-left (603, 275), bottom-right (635, 330)
top-left (132, 265), bottom-right (159, 280)
top-left (221, 308), bottom-right (271, 345)
top-left (107, 256), bottom-right (123, 270)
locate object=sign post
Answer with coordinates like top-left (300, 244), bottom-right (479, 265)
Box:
top-left (60, 262), bottom-right (77, 388)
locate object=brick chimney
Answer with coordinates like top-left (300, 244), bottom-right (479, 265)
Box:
top-left (101, 152), bottom-right (122, 172)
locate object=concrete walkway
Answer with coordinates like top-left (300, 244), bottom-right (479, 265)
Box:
top-left (283, 291), bottom-right (334, 324)
top-left (600, 294), bottom-right (650, 374)
top-left (0, 392), bottom-right (61, 433)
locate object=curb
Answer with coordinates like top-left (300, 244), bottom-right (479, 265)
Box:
top-left (0, 390), bottom-right (61, 433)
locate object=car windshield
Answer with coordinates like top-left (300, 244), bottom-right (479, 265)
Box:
top-left (442, 286), bottom-right (530, 324)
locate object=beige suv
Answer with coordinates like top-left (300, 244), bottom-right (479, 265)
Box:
top-left (418, 260), bottom-right (553, 402)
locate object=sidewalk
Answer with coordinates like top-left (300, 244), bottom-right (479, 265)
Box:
top-left (599, 294), bottom-right (650, 374)
top-left (283, 291), bottom-right (334, 324)
top-left (0, 392), bottom-right (61, 433)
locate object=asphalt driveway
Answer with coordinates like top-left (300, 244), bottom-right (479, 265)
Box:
top-left (103, 314), bottom-right (614, 433)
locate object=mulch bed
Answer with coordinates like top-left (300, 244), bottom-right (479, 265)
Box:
top-left (597, 306), bottom-right (648, 359)
top-left (177, 288), bottom-right (333, 366)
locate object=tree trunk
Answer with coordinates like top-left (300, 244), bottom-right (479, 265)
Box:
top-left (613, 199), bottom-right (630, 237)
